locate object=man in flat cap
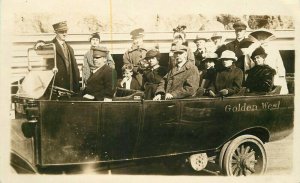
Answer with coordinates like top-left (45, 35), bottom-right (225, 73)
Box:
top-left (82, 32), bottom-right (115, 86)
top-left (123, 28), bottom-right (147, 87)
top-left (83, 46), bottom-right (117, 101)
top-left (216, 21), bottom-right (253, 74)
top-left (34, 21), bottom-right (80, 93)
top-left (153, 45), bottom-right (199, 100)
top-left (143, 49), bottom-right (168, 100)
top-left (169, 25), bottom-right (195, 70)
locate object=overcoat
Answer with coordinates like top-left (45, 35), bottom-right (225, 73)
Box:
top-left (85, 65), bottom-right (117, 100)
top-left (155, 61), bottom-right (199, 99)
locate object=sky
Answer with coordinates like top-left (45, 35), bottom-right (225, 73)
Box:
top-left (9, 0), bottom-right (298, 18)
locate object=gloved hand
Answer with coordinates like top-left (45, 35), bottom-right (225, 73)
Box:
top-left (219, 89), bottom-right (229, 96)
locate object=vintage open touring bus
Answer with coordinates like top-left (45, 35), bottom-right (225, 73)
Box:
top-left (10, 43), bottom-right (294, 176)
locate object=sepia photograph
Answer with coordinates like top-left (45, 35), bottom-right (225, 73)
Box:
top-left (1, 0), bottom-right (299, 182)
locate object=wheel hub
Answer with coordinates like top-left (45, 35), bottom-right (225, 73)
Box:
top-left (189, 153), bottom-right (208, 171)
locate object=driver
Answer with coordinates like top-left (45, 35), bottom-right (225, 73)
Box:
top-left (83, 47), bottom-right (117, 101)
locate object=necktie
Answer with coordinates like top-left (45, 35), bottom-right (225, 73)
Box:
top-left (62, 43), bottom-right (70, 71)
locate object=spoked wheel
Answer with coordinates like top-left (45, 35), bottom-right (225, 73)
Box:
top-left (223, 135), bottom-right (267, 176)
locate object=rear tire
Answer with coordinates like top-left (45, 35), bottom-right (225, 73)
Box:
top-left (223, 135), bottom-right (267, 176)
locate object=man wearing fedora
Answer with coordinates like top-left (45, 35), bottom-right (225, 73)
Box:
top-left (35, 21), bottom-right (80, 93)
top-left (210, 32), bottom-right (224, 52)
top-left (213, 50), bottom-right (243, 97)
top-left (143, 49), bottom-right (168, 100)
top-left (216, 21), bottom-right (253, 73)
top-left (193, 35), bottom-right (208, 72)
top-left (123, 28), bottom-right (147, 87)
top-left (82, 32), bottom-right (115, 86)
top-left (153, 45), bottom-right (199, 100)
top-left (84, 47), bottom-right (117, 101)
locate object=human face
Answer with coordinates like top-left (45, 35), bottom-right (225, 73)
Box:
top-left (222, 59), bottom-right (233, 68)
top-left (174, 51), bottom-right (187, 64)
top-left (55, 30), bottom-right (68, 41)
top-left (235, 29), bottom-right (246, 41)
top-left (133, 36), bottom-right (144, 47)
top-left (90, 38), bottom-right (100, 47)
top-left (195, 40), bottom-right (206, 50)
top-left (123, 69), bottom-right (133, 79)
top-left (212, 38), bottom-right (222, 46)
top-left (147, 57), bottom-right (159, 67)
top-left (254, 55), bottom-right (265, 65)
top-left (93, 56), bottom-right (107, 68)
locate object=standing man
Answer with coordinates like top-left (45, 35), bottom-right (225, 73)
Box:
top-left (123, 28), bottom-right (147, 87)
top-left (35, 21), bottom-right (80, 92)
top-left (153, 45), bottom-right (199, 100)
top-left (193, 35), bottom-right (208, 71)
top-left (216, 21), bottom-right (253, 73)
top-left (84, 47), bottom-right (117, 101)
top-left (82, 32), bottom-right (115, 86)
top-left (169, 25), bottom-right (195, 70)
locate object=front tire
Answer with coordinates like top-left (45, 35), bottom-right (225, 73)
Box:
top-left (223, 135), bottom-right (267, 176)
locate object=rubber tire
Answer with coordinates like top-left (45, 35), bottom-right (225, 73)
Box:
top-left (218, 140), bottom-right (231, 171)
top-left (223, 135), bottom-right (267, 176)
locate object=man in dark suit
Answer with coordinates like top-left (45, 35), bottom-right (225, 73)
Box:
top-left (84, 47), bottom-right (117, 101)
top-left (35, 21), bottom-right (80, 92)
top-left (216, 21), bottom-right (253, 73)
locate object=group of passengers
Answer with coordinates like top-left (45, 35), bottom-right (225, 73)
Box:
top-left (35, 21), bottom-right (288, 101)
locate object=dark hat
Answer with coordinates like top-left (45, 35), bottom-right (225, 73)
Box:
top-left (251, 46), bottom-right (267, 59)
top-left (211, 32), bottom-right (222, 39)
top-left (194, 35), bottom-right (208, 43)
top-left (89, 32), bottom-right (100, 41)
top-left (233, 21), bottom-right (247, 30)
top-left (145, 49), bottom-right (160, 59)
top-left (203, 52), bottom-right (218, 62)
top-left (53, 21), bottom-right (68, 31)
top-left (173, 44), bottom-right (188, 53)
top-left (130, 28), bottom-right (144, 39)
top-left (219, 50), bottom-right (237, 61)
top-left (93, 46), bottom-right (108, 57)
top-left (173, 25), bottom-right (187, 33)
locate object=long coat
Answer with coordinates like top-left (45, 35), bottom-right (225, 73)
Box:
top-left (215, 65), bottom-right (243, 96)
top-left (52, 38), bottom-right (80, 92)
top-left (156, 61), bottom-right (199, 99)
top-left (245, 65), bottom-right (276, 92)
top-left (85, 65), bottom-right (117, 100)
top-left (143, 66), bottom-right (168, 99)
